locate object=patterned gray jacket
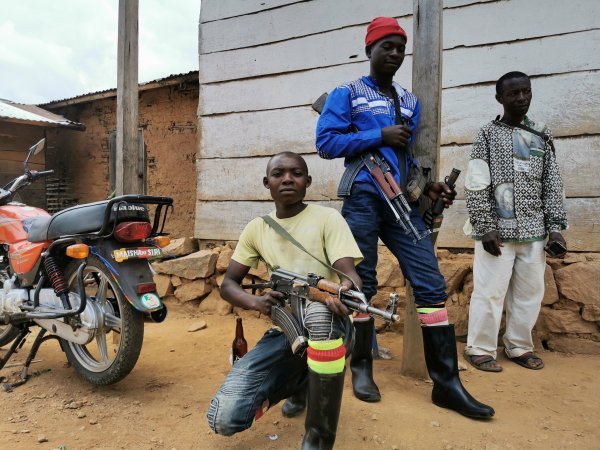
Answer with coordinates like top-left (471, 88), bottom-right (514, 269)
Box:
top-left (464, 117), bottom-right (567, 242)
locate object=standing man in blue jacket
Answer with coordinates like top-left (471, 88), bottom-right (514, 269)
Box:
top-left (315, 16), bottom-right (494, 419)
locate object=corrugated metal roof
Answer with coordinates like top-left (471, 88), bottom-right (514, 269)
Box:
top-left (41, 70), bottom-right (199, 108)
top-left (0, 98), bottom-right (85, 130)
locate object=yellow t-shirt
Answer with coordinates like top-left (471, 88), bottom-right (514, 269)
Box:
top-left (232, 204), bottom-right (363, 283)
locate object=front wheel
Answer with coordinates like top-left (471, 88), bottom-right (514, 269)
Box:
top-left (0, 324), bottom-right (20, 347)
top-left (63, 256), bottom-right (144, 385)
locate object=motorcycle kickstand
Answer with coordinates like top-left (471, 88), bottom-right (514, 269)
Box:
top-left (1, 328), bottom-right (55, 392)
top-left (0, 327), bottom-right (30, 376)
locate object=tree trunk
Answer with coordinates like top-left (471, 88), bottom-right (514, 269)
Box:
top-left (116, 0), bottom-right (142, 195)
top-left (401, 0), bottom-right (443, 379)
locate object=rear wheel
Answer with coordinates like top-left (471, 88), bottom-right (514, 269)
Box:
top-left (62, 256), bottom-right (144, 385)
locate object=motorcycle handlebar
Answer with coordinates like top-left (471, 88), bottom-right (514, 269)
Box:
top-left (5, 169), bottom-right (54, 194)
top-left (8, 174), bottom-right (28, 193)
top-left (28, 169), bottom-right (54, 180)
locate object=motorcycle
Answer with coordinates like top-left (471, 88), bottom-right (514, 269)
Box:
top-left (0, 138), bottom-right (173, 390)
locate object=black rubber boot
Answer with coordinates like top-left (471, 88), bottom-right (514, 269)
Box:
top-left (301, 368), bottom-right (345, 450)
top-left (350, 319), bottom-right (381, 402)
top-left (422, 325), bottom-right (495, 419)
top-left (281, 382), bottom-right (307, 418)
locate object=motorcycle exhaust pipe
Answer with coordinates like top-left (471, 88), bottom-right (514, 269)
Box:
top-left (145, 304), bottom-right (167, 323)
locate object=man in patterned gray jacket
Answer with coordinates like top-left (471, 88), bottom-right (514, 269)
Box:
top-left (464, 71), bottom-right (568, 372)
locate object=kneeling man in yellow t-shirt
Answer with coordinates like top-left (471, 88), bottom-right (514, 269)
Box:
top-left (206, 152), bottom-right (363, 450)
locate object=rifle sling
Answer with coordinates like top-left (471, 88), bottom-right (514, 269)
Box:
top-left (391, 86), bottom-right (408, 191)
top-left (494, 116), bottom-right (556, 153)
top-left (261, 214), bottom-right (359, 289)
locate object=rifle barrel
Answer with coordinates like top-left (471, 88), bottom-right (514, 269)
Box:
top-left (342, 298), bottom-right (400, 322)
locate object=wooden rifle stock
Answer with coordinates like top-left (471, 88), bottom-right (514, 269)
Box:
top-left (315, 278), bottom-right (341, 295)
top-left (367, 162), bottom-right (397, 199)
top-left (243, 269), bottom-right (399, 323)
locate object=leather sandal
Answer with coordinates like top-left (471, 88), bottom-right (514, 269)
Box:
top-left (506, 351), bottom-right (544, 370)
top-left (464, 352), bottom-right (503, 372)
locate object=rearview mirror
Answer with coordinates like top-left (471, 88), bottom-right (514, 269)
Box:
top-left (24, 138), bottom-right (45, 169)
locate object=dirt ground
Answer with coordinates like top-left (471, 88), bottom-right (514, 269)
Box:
top-left (1, 306), bottom-right (599, 450)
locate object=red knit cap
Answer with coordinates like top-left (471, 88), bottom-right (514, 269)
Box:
top-left (365, 17), bottom-right (407, 47)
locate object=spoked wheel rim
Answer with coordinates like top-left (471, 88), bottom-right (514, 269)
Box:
top-left (66, 265), bottom-right (124, 373)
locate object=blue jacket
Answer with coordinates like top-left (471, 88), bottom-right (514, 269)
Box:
top-left (316, 76), bottom-right (421, 186)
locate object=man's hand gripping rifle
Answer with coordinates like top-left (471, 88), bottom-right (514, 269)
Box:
top-left (424, 168), bottom-right (461, 239)
top-left (243, 268), bottom-right (400, 355)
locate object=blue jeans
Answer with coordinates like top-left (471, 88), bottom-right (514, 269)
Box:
top-left (207, 329), bottom-right (306, 436)
top-left (342, 182), bottom-right (448, 307)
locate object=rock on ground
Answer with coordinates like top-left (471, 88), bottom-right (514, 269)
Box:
top-left (198, 290), bottom-right (233, 315)
top-left (188, 321), bottom-right (208, 332)
top-left (154, 274), bottom-right (174, 297)
top-left (545, 336), bottom-right (600, 354)
top-left (216, 247), bottom-right (234, 273)
top-left (153, 250), bottom-right (218, 280)
top-left (160, 237), bottom-right (198, 258)
top-left (174, 279), bottom-right (212, 302)
top-left (541, 264), bottom-right (559, 305)
top-left (554, 262), bottom-right (600, 306)
top-left (537, 308), bottom-right (597, 334)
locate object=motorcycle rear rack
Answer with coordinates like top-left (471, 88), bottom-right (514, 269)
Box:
top-left (96, 195), bottom-right (174, 239)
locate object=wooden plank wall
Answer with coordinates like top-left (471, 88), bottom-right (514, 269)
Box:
top-left (196, 0), bottom-right (600, 251)
top-left (0, 123), bottom-right (47, 209)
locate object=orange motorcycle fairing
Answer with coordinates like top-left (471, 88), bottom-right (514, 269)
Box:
top-left (0, 204), bottom-right (51, 275)
top-left (9, 240), bottom-right (49, 274)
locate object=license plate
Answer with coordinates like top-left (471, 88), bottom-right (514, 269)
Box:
top-left (112, 247), bottom-right (162, 263)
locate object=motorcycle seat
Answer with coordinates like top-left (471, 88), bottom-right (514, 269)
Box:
top-left (26, 200), bottom-right (149, 242)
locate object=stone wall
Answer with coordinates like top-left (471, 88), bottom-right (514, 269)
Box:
top-left (537, 255), bottom-right (600, 354)
top-left (153, 240), bottom-right (600, 355)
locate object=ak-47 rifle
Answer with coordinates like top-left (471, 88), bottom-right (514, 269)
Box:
top-left (423, 168), bottom-right (461, 242)
top-left (361, 151), bottom-right (428, 241)
top-left (243, 268), bottom-right (400, 355)
top-left (312, 92), bottom-right (430, 243)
